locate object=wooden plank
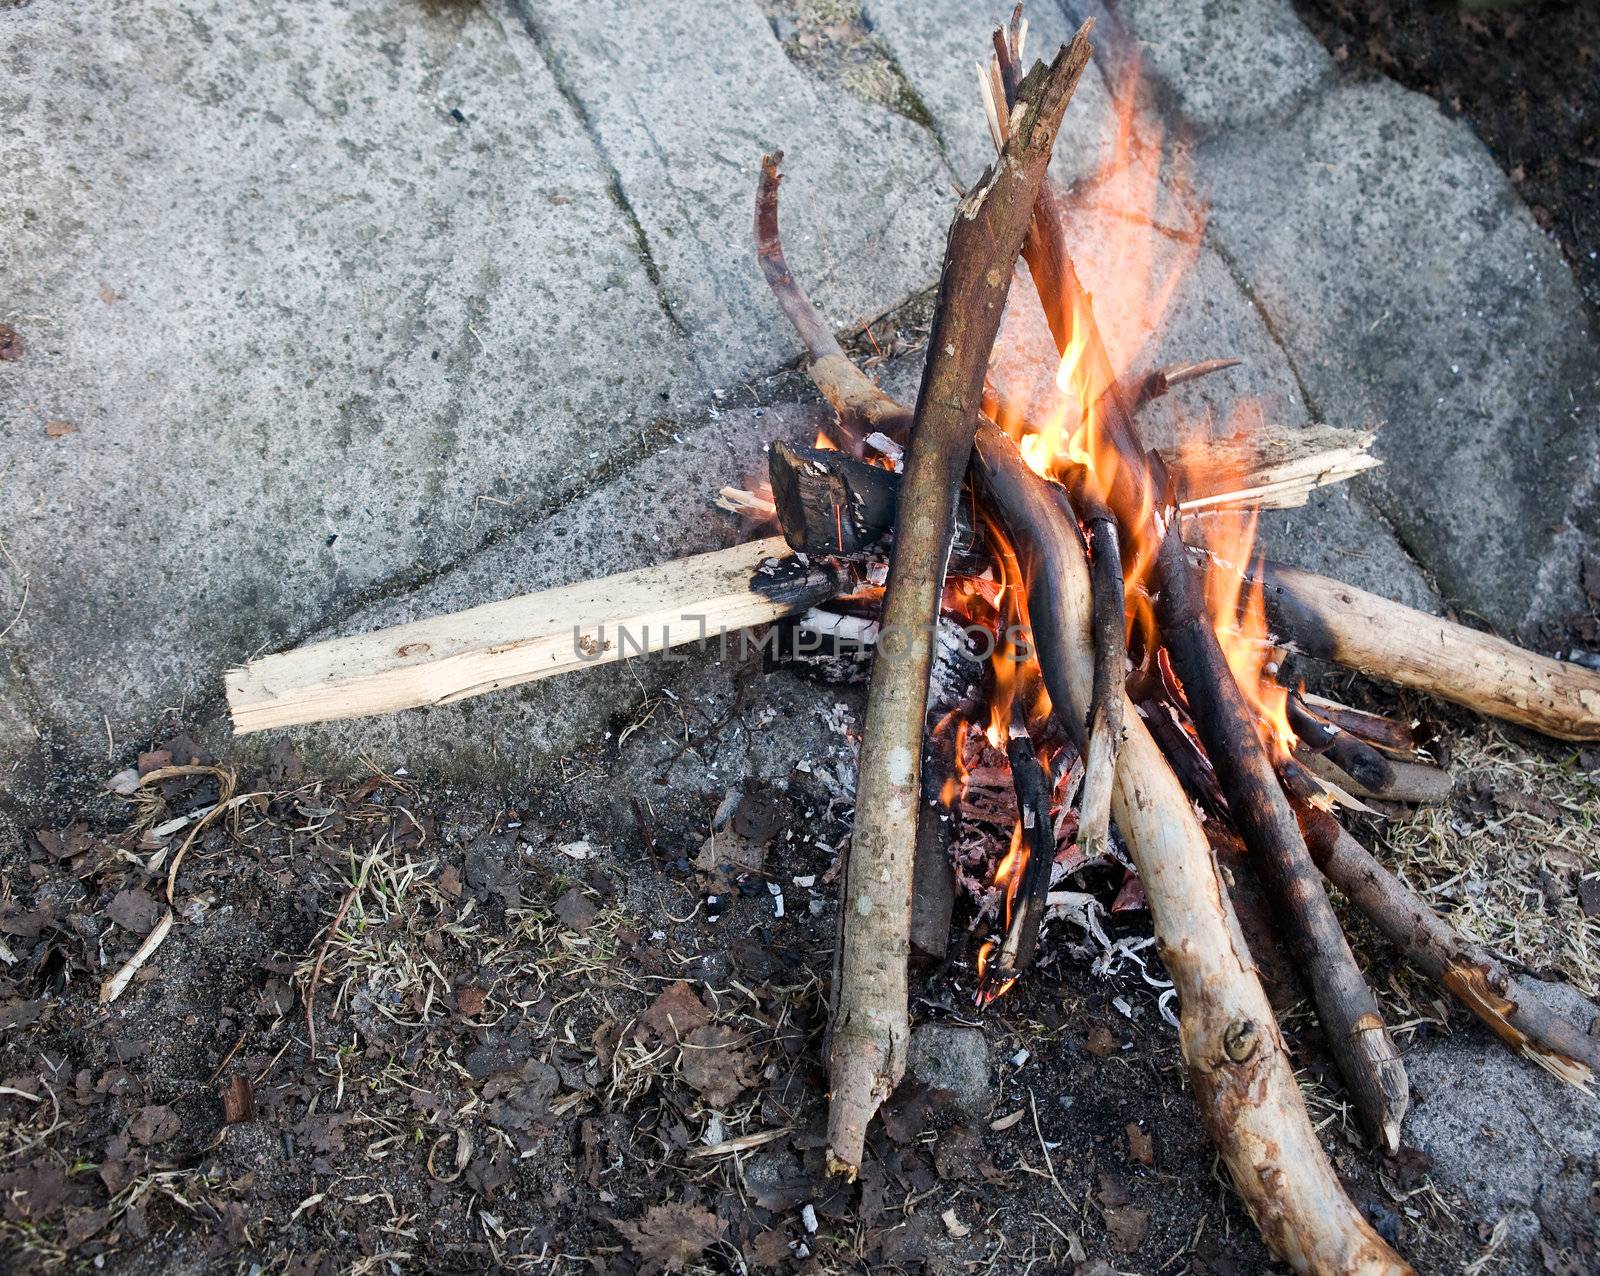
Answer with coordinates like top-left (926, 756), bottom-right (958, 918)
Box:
top-left (228, 536), bottom-right (807, 734)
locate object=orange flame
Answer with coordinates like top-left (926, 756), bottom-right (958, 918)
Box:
top-left (1199, 505), bottom-right (1296, 761)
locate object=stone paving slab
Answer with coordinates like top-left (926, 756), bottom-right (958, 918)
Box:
top-left (206, 389), bottom-right (830, 778)
top-left (862, 0), bottom-right (1119, 191)
top-left (1101, 0), bottom-right (1331, 133)
top-left (514, 0), bottom-right (953, 384)
top-left (1200, 77), bottom-right (1600, 632)
top-left (0, 0), bottom-right (706, 767)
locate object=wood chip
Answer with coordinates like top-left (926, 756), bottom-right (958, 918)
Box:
top-left (989, 1109), bottom-right (1024, 1132)
top-left (99, 908), bottom-right (174, 1004)
top-left (941, 1207), bottom-right (970, 1238)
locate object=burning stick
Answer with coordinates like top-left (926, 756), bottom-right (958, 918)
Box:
top-left (984, 15), bottom-right (1408, 1155)
top-left (1253, 560), bottom-right (1600, 741)
top-left (1297, 805), bottom-right (1600, 1090)
top-left (980, 722), bottom-right (1058, 999)
top-left (1299, 694), bottom-right (1419, 756)
top-left (971, 420), bottom-right (1409, 1273)
top-left (1156, 526), bottom-right (1409, 1153)
top-left (825, 28), bottom-right (1095, 1178)
top-left (1074, 487), bottom-right (1125, 859)
top-left (1286, 690), bottom-right (1397, 793)
top-left (910, 715), bottom-right (962, 963)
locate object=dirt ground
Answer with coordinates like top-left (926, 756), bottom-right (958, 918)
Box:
top-left (1293, 0), bottom-right (1600, 321)
top-left (3, 642), bottom-right (1598, 1274)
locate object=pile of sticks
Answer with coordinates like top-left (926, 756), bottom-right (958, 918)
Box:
top-left (222, 13), bottom-right (1600, 1272)
top-left (752, 16), bottom-right (1600, 1274)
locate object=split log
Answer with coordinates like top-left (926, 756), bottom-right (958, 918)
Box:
top-left (1298, 806), bottom-right (1600, 1090)
top-left (972, 420), bottom-right (1409, 1275)
top-left (1252, 561), bottom-right (1600, 742)
top-left (1157, 526), bottom-right (1410, 1154)
top-left (226, 537), bottom-right (846, 734)
top-left (826, 30), bottom-right (1094, 1178)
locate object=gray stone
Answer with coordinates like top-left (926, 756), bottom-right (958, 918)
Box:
top-left (862, 0), bottom-right (1118, 191)
top-left (1105, 0), bottom-right (1331, 133)
top-left (205, 393), bottom-right (833, 779)
top-left (515, 0), bottom-right (952, 382)
top-left (1200, 79), bottom-right (1600, 632)
top-left (0, 0), bottom-right (702, 763)
top-left (907, 1022), bottom-right (991, 1119)
top-left (1405, 981), bottom-right (1600, 1262)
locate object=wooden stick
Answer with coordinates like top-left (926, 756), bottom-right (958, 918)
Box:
top-left (910, 717), bottom-right (961, 963)
top-left (972, 420), bottom-right (1409, 1274)
top-left (756, 154), bottom-right (911, 449)
top-left (982, 726), bottom-right (1058, 997)
top-left (226, 538), bottom-right (844, 734)
top-left (1297, 805), bottom-right (1600, 1090)
top-left (1157, 525), bottom-right (1409, 1153)
top-left (1299, 750), bottom-right (1454, 806)
top-left (1287, 690), bottom-right (1397, 793)
top-left (1075, 488), bottom-right (1125, 859)
top-left (1253, 560), bottom-right (1600, 741)
top-left (1299, 694), bottom-right (1419, 756)
top-left (826, 30), bottom-right (1095, 1178)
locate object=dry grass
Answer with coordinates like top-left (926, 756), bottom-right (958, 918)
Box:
top-left (1375, 727), bottom-right (1600, 996)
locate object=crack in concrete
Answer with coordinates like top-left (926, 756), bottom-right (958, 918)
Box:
top-left (501, 0), bottom-right (695, 352)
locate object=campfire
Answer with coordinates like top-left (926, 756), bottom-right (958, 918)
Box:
top-left (224, 10), bottom-right (1600, 1272)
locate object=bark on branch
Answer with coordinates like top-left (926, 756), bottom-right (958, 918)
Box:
top-left (825, 27), bottom-right (1095, 1178)
top-left (1253, 560), bottom-right (1600, 741)
top-left (1298, 805), bottom-right (1600, 1090)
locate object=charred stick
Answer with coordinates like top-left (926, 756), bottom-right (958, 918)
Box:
top-left (1156, 525), bottom-right (1409, 1154)
top-left (1298, 806), bottom-right (1600, 1090)
top-left (983, 728), bottom-right (1058, 994)
top-left (767, 440), bottom-right (983, 567)
top-left (1076, 489), bottom-right (1126, 857)
top-left (756, 154), bottom-right (912, 449)
top-left (971, 420), bottom-right (1409, 1274)
top-left (910, 717), bottom-right (962, 963)
top-left (1252, 560), bottom-right (1600, 742)
top-left (1131, 357), bottom-right (1244, 409)
top-left (1298, 750), bottom-right (1453, 806)
top-left (1299, 694), bottom-right (1419, 756)
top-left (1139, 697), bottom-right (1229, 818)
top-left (825, 31), bottom-right (1095, 1179)
top-left (1286, 691), bottom-right (1397, 793)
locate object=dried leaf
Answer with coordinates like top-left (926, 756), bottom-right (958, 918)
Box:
top-left (1125, 1122), bottom-right (1153, 1166)
top-left (678, 1024), bottom-right (753, 1108)
top-left (639, 981), bottom-right (712, 1044)
top-left (107, 889), bottom-right (162, 935)
top-left (693, 830), bottom-right (766, 875)
top-left (1084, 1023), bottom-right (1119, 1058)
top-left (129, 1104), bottom-right (181, 1146)
top-left (613, 1201), bottom-right (724, 1275)
top-left (0, 1164), bottom-right (66, 1221)
top-left (553, 887), bottom-right (598, 935)
top-left (456, 985), bottom-right (488, 1017)
top-left (45, 420), bottom-right (77, 439)
top-left (1104, 1205), bottom-right (1150, 1254)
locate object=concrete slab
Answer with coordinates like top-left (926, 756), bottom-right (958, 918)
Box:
top-left (1406, 981), bottom-right (1600, 1265)
top-left (1103, 0), bottom-right (1331, 133)
top-left (209, 391), bottom-right (833, 779)
top-left (513, 0), bottom-right (953, 383)
top-left (861, 0), bottom-right (1118, 191)
top-left (0, 0), bottom-right (703, 763)
top-left (1199, 79), bottom-right (1600, 633)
